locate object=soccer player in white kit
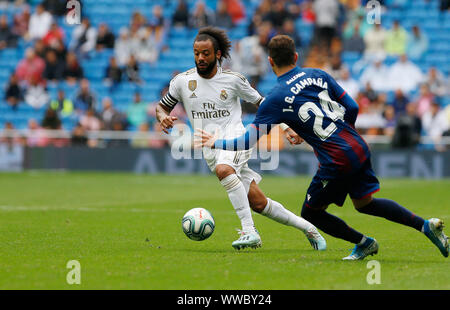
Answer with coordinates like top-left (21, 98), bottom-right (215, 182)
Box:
top-left (156, 27), bottom-right (326, 250)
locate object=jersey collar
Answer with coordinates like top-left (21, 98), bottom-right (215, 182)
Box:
top-left (277, 67), bottom-right (301, 83)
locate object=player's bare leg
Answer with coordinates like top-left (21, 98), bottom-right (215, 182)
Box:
top-left (215, 164), bottom-right (261, 250)
top-left (246, 180), bottom-right (326, 250)
top-left (353, 195), bottom-right (449, 257)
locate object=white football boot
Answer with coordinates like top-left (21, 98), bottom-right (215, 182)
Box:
top-left (305, 227), bottom-right (327, 251)
top-left (232, 228), bottom-right (262, 250)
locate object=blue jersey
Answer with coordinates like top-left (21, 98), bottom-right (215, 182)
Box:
top-left (213, 67), bottom-right (371, 179)
top-left (254, 67), bottom-right (370, 178)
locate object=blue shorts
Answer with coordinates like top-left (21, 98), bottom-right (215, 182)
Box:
top-left (304, 159), bottom-right (380, 209)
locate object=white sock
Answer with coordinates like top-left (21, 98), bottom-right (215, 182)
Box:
top-left (220, 174), bottom-right (255, 232)
top-left (262, 198), bottom-right (315, 233)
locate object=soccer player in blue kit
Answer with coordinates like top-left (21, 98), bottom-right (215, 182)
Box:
top-left (196, 35), bottom-right (449, 260)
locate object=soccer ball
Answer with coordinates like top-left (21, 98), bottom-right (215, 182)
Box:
top-left (182, 208), bottom-right (215, 241)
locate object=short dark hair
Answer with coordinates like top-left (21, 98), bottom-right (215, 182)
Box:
top-left (194, 26), bottom-right (231, 64)
top-left (268, 35), bottom-right (296, 67)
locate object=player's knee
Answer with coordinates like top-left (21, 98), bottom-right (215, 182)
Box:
top-left (301, 203), bottom-right (326, 221)
top-left (215, 165), bottom-right (235, 181)
top-left (353, 196), bottom-right (373, 211)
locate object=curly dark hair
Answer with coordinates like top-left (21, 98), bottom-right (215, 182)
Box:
top-left (194, 26), bottom-right (231, 64)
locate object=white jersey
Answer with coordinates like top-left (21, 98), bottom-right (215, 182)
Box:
top-left (160, 66), bottom-right (263, 139)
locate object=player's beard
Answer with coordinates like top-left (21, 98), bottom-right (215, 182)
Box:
top-left (196, 58), bottom-right (217, 76)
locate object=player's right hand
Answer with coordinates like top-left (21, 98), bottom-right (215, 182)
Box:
top-left (284, 127), bottom-right (304, 145)
top-left (160, 116), bottom-right (178, 134)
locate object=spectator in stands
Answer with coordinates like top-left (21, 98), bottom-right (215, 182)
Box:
top-left (324, 53), bottom-right (348, 80)
top-left (69, 17), bottom-right (97, 58)
top-left (235, 22), bottom-right (271, 90)
top-left (247, 5), bottom-right (265, 36)
top-left (127, 92), bottom-right (148, 128)
top-left (52, 36), bottom-right (67, 63)
top-left (384, 20), bottom-right (408, 56)
top-left (440, 0), bottom-right (450, 12)
top-left (74, 79), bottom-right (96, 113)
top-left (124, 55), bottom-right (141, 84)
top-left (130, 11), bottom-right (147, 30)
top-left (104, 56), bottom-right (123, 90)
top-left (406, 25), bottom-right (428, 61)
top-left (12, 5), bottom-right (30, 37)
top-left (225, 0), bottom-right (245, 25)
top-left (265, 1), bottom-right (291, 30)
top-left (361, 81), bottom-right (378, 104)
top-left (71, 123), bottom-right (88, 146)
top-left (149, 5), bottom-right (167, 31)
top-left (33, 38), bottom-right (47, 59)
top-left (0, 15), bottom-right (18, 49)
top-left (100, 97), bottom-right (125, 131)
top-left (63, 52), bottom-right (84, 84)
top-left (391, 102), bottom-right (422, 148)
top-left (172, 0), bottom-right (189, 28)
top-left (149, 123), bottom-right (169, 149)
top-left (363, 23), bottom-right (387, 60)
top-left (42, 22), bottom-right (64, 49)
top-left (24, 76), bottom-right (49, 109)
top-left (336, 67), bottom-right (360, 99)
top-left (50, 89), bottom-right (74, 118)
top-left (415, 83), bottom-right (435, 118)
top-left (0, 122), bottom-right (19, 147)
top-left (107, 121), bottom-right (129, 147)
top-left (43, 49), bottom-right (64, 82)
top-left (42, 0), bottom-right (67, 16)
top-left (15, 47), bottom-right (45, 87)
top-left (95, 23), bottom-right (115, 51)
top-left (422, 101), bottom-right (449, 151)
top-left (343, 10), bottom-right (371, 41)
top-left (301, 0), bottom-right (316, 24)
top-left (4, 74), bottom-right (22, 110)
top-left (390, 89), bottom-right (409, 115)
top-left (383, 105), bottom-right (397, 138)
top-left (80, 108), bottom-right (102, 131)
top-left (426, 67), bottom-right (447, 98)
top-left (215, 0), bottom-right (234, 29)
top-left (359, 56), bottom-right (389, 92)
top-left (189, 1), bottom-right (215, 29)
top-left (312, 0), bottom-right (339, 50)
top-left (354, 92), bottom-right (385, 135)
top-left (280, 19), bottom-right (302, 49)
top-left (114, 27), bottom-right (131, 66)
top-left (26, 119), bottom-right (49, 147)
top-left (41, 107), bottom-right (62, 130)
top-left (136, 24), bottom-right (161, 64)
top-left (27, 4), bottom-right (52, 41)
top-left (131, 123), bottom-right (150, 148)
top-left (343, 21), bottom-right (365, 54)
top-left (387, 54), bottom-right (424, 93)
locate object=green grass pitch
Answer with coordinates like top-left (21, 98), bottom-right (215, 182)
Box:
top-left (0, 172), bottom-right (448, 290)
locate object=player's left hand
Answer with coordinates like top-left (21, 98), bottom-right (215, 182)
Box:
top-left (194, 129), bottom-right (217, 149)
top-left (283, 127), bottom-right (304, 145)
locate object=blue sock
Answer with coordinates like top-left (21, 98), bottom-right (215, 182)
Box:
top-left (301, 205), bottom-right (364, 244)
top-left (357, 198), bottom-right (425, 231)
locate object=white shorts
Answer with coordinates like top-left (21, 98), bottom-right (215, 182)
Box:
top-left (203, 147), bottom-right (262, 185)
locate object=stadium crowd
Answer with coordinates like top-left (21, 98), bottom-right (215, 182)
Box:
top-left (0, 0), bottom-right (449, 150)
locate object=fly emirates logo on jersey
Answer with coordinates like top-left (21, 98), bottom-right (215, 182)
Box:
top-left (191, 102), bottom-right (231, 120)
